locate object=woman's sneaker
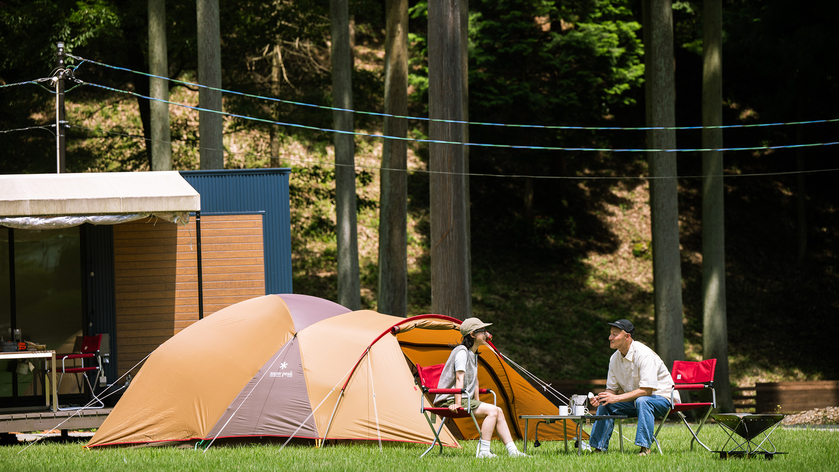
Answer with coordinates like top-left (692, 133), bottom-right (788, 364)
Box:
top-left (508, 450), bottom-right (528, 457)
top-left (476, 450), bottom-right (498, 458)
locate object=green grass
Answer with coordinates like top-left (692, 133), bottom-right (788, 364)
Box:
top-left (2, 426), bottom-right (837, 471)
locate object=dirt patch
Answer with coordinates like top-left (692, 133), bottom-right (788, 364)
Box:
top-left (782, 407), bottom-right (839, 425)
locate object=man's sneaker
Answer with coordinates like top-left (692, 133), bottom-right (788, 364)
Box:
top-left (507, 450), bottom-right (528, 458)
top-left (638, 447), bottom-right (652, 456)
top-left (476, 450), bottom-right (498, 458)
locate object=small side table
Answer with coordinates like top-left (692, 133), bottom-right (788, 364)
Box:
top-left (520, 414), bottom-right (627, 455)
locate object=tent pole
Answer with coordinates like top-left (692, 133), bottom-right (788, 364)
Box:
top-left (280, 357), bottom-right (360, 451)
top-left (368, 350), bottom-right (382, 451)
top-left (203, 339), bottom-right (296, 452)
top-left (196, 211), bottom-right (203, 320)
top-left (321, 390), bottom-right (344, 447)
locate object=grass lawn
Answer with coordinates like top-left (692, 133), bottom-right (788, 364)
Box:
top-left (1, 425), bottom-right (837, 471)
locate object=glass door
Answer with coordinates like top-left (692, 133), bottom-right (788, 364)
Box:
top-left (1, 227), bottom-right (83, 407)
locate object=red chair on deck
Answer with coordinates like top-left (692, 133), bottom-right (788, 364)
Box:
top-left (653, 358), bottom-right (717, 452)
top-left (49, 334), bottom-right (105, 410)
top-left (415, 363), bottom-right (496, 458)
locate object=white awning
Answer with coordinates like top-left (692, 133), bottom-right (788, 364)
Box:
top-left (0, 171), bottom-right (201, 229)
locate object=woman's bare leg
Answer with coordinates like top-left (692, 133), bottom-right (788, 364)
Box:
top-left (474, 403), bottom-right (514, 444)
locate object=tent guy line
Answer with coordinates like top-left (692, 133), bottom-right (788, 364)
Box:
top-left (18, 349), bottom-right (156, 455)
top-left (203, 337), bottom-right (297, 451)
top-left (278, 350), bottom-right (361, 452)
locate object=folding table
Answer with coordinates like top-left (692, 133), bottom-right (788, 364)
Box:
top-left (711, 413), bottom-right (787, 459)
top-left (520, 414), bottom-right (627, 455)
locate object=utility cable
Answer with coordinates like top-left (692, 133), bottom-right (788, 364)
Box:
top-left (0, 124), bottom-right (56, 136)
top-left (70, 78), bottom-right (839, 154)
top-left (67, 123), bottom-right (839, 181)
top-left (67, 53), bottom-right (839, 132)
top-left (0, 77), bottom-right (53, 89)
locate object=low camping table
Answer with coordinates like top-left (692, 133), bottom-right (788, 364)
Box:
top-left (519, 414), bottom-right (627, 456)
top-left (0, 350), bottom-right (58, 412)
top-left (711, 413), bottom-right (787, 459)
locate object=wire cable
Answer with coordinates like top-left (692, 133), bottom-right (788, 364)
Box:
top-left (0, 124), bottom-right (57, 136)
top-left (71, 78), bottom-right (839, 154)
top-left (67, 53), bottom-right (839, 132)
top-left (0, 77), bottom-right (54, 89)
top-left (67, 123), bottom-right (839, 181)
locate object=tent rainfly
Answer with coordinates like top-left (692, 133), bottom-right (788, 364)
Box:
top-left (86, 294), bottom-right (581, 449)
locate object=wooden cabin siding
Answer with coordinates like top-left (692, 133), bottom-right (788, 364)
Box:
top-left (113, 214), bottom-right (265, 376)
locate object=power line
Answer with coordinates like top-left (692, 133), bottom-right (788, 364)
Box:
top-left (68, 53), bottom-right (839, 132)
top-left (68, 123), bottom-right (839, 181)
top-left (71, 78), bottom-right (839, 154)
top-left (0, 124), bottom-right (56, 136)
top-left (0, 77), bottom-right (53, 89)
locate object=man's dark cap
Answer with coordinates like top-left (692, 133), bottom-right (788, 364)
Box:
top-left (607, 319), bottom-right (635, 336)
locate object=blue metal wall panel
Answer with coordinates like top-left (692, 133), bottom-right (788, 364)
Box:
top-left (180, 169), bottom-right (292, 294)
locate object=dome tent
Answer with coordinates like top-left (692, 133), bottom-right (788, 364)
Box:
top-left (87, 294), bottom-right (578, 449)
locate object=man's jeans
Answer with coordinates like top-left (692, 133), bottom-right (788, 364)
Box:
top-left (588, 395), bottom-right (672, 450)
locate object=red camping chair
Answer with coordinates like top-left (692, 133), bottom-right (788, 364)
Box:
top-left (415, 363), bottom-right (497, 458)
top-left (49, 334), bottom-right (105, 410)
top-left (653, 358), bottom-right (717, 453)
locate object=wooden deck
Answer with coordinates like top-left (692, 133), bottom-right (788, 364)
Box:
top-left (0, 408), bottom-right (112, 434)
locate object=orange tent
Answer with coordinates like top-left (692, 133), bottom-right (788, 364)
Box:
top-left (87, 294), bottom-right (579, 448)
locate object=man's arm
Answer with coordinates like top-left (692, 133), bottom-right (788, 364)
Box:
top-left (593, 387), bottom-right (653, 406)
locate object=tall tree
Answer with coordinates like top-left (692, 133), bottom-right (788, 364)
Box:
top-left (197, 0), bottom-right (223, 169)
top-left (460, 0), bottom-right (471, 286)
top-left (643, 0), bottom-right (684, 368)
top-left (269, 44), bottom-right (283, 168)
top-left (330, 0), bottom-right (361, 310)
top-left (149, 0), bottom-right (172, 171)
top-left (701, 0), bottom-right (733, 412)
top-left (428, 0), bottom-right (471, 319)
top-left (378, 0), bottom-right (409, 317)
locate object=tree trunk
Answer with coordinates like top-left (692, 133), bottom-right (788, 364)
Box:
top-left (643, 0), bottom-right (684, 368)
top-left (461, 0), bottom-right (471, 286)
top-left (270, 44), bottom-right (282, 168)
top-left (197, 0), bottom-right (224, 169)
top-left (701, 0), bottom-right (733, 412)
top-left (428, 0), bottom-right (471, 319)
top-left (330, 0), bottom-right (361, 310)
top-left (149, 0), bottom-right (172, 171)
top-left (377, 0), bottom-right (409, 317)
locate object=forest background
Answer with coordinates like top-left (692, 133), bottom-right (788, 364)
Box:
top-left (1, 0), bottom-right (837, 398)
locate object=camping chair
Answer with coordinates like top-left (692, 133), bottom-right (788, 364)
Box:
top-left (49, 334), bottom-right (105, 410)
top-left (652, 358), bottom-right (717, 453)
top-left (415, 363), bottom-right (496, 458)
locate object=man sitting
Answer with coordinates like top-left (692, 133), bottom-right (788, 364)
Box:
top-left (588, 319), bottom-right (678, 456)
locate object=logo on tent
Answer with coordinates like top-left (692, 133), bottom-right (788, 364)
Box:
top-left (270, 362), bottom-right (292, 378)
